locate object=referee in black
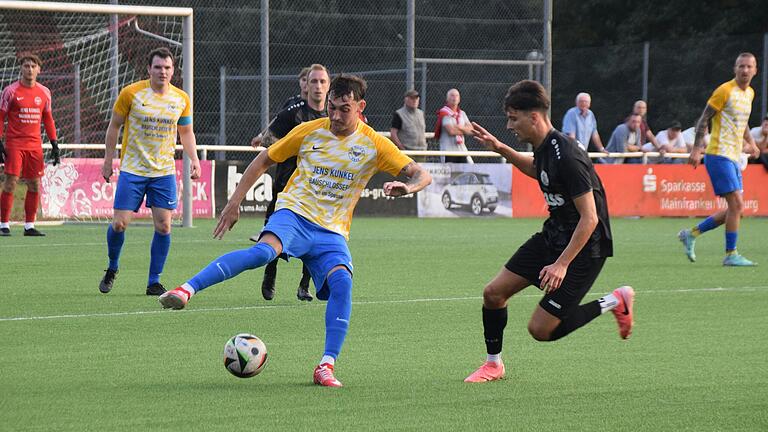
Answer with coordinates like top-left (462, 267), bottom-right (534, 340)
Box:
top-left (249, 64), bottom-right (330, 301)
top-left (464, 80), bottom-right (635, 383)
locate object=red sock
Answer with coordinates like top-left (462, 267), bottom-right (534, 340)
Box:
top-left (0, 191), bottom-right (13, 223)
top-left (24, 191), bottom-right (39, 223)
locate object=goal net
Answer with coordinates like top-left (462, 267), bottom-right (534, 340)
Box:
top-left (0, 2), bottom-right (195, 225)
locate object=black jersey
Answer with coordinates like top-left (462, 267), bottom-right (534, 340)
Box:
top-left (269, 99), bottom-right (327, 190)
top-left (534, 129), bottom-right (613, 258)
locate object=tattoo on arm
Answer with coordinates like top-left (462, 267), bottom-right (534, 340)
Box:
top-left (694, 105), bottom-right (716, 149)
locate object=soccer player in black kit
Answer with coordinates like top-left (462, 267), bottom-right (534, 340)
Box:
top-left (250, 64), bottom-right (330, 301)
top-left (464, 80), bottom-right (635, 383)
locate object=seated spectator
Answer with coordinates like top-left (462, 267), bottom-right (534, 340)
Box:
top-left (644, 120), bottom-right (687, 163)
top-left (748, 114), bottom-right (768, 170)
top-left (562, 92), bottom-right (606, 153)
top-left (605, 113), bottom-right (643, 163)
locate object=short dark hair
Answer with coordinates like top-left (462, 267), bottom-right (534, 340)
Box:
top-left (329, 74), bottom-right (367, 101)
top-left (504, 80), bottom-right (550, 112)
top-left (298, 67), bottom-right (310, 80)
top-left (147, 47), bottom-right (175, 67)
top-left (19, 53), bottom-right (42, 67)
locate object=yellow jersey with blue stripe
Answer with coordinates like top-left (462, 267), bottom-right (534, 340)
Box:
top-left (705, 79), bottom-right (753, 162)
top-left (268, 117), bottom-right (413, 239)
top-left (114, 80), bottom-right (192, 177)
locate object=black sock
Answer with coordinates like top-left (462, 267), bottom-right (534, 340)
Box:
top-left (549, 300), bottom-right (601, 341)
top-left (263, 259), bottom-right (277, 280)
top-left (482, 306), bottom-right (508, 355)
top-left (299, 264), bottom-right (311, 288)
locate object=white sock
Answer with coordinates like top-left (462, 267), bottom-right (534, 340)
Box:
top-left (0, 222), bottom-right (9, 229)
top-left (487, 354), bottom-right (501, 364)
top-left (24, 222), bottom-right (34, 230)
top-left (598, 293), bottom-right (619, 314)
top-left (180, 282), bottom-right (196, 297)
top-left (320, 355), bottom-right (335, 366)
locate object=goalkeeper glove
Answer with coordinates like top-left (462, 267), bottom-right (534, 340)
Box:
top-left (50, 140), bottom-right (60, 166)
top-left (0, 140), bottom-right (5, 164)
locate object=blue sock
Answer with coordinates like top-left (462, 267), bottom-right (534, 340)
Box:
top-left (725, 231), bottom-right (738, 253)
top-left (697, 216), bottom-right (719, 234)
top-left (106, 225), bottom-right (124, 271)
top-left (187, 243), bottom-right (277, 292)
top-left (323, 270), bottom-right (353, 359)
top-left (148, 231), bottom-right (171, 286)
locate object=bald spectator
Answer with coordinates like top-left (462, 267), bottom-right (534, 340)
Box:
top-left (434, 88), bottom-right (473, 163)
top-left (562, 92), bottom-right (605, 154)
top-left (606, 113), bottom-right (643, 164)
top-left (631, 100), bottom-right (660, 149)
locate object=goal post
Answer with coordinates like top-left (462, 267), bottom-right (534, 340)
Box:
top-left (0, 1), bottom-right (196, 227)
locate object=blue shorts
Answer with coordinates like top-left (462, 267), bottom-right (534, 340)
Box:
top-left (260, 209), bottom-right (353, 300)
top-left (704, 154), bottom-right (742, 196)
top-left (114, 171), bottom-right (178, 212)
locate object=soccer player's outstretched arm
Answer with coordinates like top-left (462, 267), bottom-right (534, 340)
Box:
top-left (213, 149), bottom-right (276, 239)
top-left (539, 191), bottom-right (598, 293)
top-left (102, 112), bottom-right (125, 182)
top-left (178, 124), bottom-right (201, 179)
top-left (383, 162), bottom-right (432, 197)
top-left (471, 121), bottom-right (535, 178)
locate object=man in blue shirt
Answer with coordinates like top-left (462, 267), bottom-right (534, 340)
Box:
top-left (562, 92), bottom-right (605, 154)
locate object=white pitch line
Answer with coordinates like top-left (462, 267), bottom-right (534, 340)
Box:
top-left (0, 238), bottom-right (247, 249)
top-left (0, 285), bottom-right (765, 323)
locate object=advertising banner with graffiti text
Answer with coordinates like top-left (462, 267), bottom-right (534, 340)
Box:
top-left (39, 159), bottom-right (214, 220)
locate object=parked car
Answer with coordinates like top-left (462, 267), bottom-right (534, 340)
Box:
top-left (441, 172), bottom-right (498, 215)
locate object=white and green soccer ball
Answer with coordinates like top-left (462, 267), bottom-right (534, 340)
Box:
top-left (223, 333), bottom-right (269, 378)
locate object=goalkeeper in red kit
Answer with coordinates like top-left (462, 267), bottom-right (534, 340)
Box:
top-left (0, 53), bottom-right (59, 236)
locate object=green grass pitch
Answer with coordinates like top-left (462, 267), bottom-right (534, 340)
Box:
top-left (1, 217), bottom-right (766, 431)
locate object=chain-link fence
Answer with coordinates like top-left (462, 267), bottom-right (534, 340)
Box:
top-left (552, 33), bottom-right (766, 147)
top-left (2, 1), bottom-right (763, 164)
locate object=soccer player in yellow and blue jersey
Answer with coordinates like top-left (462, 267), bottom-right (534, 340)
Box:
top-left (679, 53), bottom-right (761, 266)
top-left (99, 47), bottom-right (201, 295)
top-left (159, 74), bottom-right (432, 387)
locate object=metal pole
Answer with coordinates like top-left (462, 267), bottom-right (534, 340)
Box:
top-left (219, 65), bottom-right (226, 161)
top-left (762, 32), bottom-right (767, 119)
top-left (73, 64), bottom-right (81, 147)
top-left (260, 0), bottom-right (269, 130)
top-left (406, 0), bottom-right (415, 91)
top-left (181, 13), bottom-right (194, 228)
top-left (543, 0), bottom-right (552, 97)
top-left (420, 61), bottom-right (427, 111)
top-left (109, 0), bottom-right (119, 104)
top-left (642, 41), bottom-right (649, 101)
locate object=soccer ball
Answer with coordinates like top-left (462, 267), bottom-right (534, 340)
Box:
top-left (223, 333), bottom-right (269, 378)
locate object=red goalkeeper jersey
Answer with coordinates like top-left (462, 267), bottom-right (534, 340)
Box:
top-left (0, 81), bottom-right (57, 150)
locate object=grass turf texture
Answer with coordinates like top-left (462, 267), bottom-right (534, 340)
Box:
top-left (1, 217), bottom-right (766, 431)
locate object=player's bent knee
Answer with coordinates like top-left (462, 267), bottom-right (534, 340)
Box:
top-left (527, 322), bottom-right (553, 342)
top-left (482, 284), bottom-right (507, 308)
top-left (112, 220), bottom-right (128, 232)
top-left (154, 222), bottom-right (171, 235)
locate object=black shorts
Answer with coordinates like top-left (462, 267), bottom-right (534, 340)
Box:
top-left (504, 232), bottom-right (606, 319)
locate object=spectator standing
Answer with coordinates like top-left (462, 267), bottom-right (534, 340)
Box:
top-left (605, 114), bottom-right (643, 164)
top-left (435, 88), bottom-right (473, 163)
top-left (562, 92), bottom-right (605, 153)
top-left (631, 100), bottom-right (660, 149)
top-left (0, 53), bottom-right (59, 237)
top-left (390, 90), bottom-right (427, 162)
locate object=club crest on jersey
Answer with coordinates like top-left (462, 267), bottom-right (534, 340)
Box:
top-left (540, 170), bottom-right (549, 186)
top-left (348, 145), bottom-right (365, 162)
top-left (34, 96), bottom-right (42, 106)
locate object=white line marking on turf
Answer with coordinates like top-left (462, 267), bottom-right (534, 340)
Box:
top-left (0, 285), bottom-right (765, 323)
top-left (0, 238), bottom-right (246, 248)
